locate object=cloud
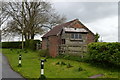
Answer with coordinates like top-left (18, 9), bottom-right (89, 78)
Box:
top-left (53, 2), bottom-right (118, 23)
top-left (52, 2), bottom-right (118, 42)
top-left (86, 16), bottom-right (118, 42)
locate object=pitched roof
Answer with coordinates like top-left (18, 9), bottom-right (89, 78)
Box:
top-left (42, 19), bottom-right (94, 38)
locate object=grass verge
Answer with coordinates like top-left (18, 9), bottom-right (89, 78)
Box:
top-left (2, 49), bottom-right (119, 79)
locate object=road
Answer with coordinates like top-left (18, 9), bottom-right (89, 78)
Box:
top-left (1, 53), bottom-right (26, 80)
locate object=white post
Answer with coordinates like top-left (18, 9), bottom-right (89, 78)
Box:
top-left (41, 59), bottom-right (44, 75)
top-left (18, 54), bottom-right (22, 67)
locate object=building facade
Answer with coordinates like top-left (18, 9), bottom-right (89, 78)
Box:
top-left (42, 19), bottom-right (95, 57)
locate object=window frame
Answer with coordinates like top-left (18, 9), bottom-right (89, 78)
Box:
top-left (70, 33), bottom-right (82, 40)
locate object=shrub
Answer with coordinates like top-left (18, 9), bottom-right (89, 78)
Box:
top-left (56, 62), bottom-right (60, 65)
top-left (2, 41), bottom-right (24, 48)
top-left (2, 40), bottom-right (41, 50)
top-left (87, 42), bottom-right (120, 66)
top-left (25, 39), bottom-right (41, 50)
top-left (67, 63), bottom-right (73, 68)
top-left (78, 67), bottom-right (84, 71)
top-left (61, 61), bottom-right (66, 65)
top-left (38, 50), bottom-right (49, 57)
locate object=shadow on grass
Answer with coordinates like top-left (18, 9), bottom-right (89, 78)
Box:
top-left (85, 60), bottom-right (120, 76)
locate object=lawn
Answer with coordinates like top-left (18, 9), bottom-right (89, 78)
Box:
top-left (2, 49), bottom-right (119, 79)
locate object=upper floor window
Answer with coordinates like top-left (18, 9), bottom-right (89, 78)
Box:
top-left (71, 33), bottom-right (82, 40)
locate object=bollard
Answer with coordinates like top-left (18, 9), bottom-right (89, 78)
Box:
top-left (18, 54), bottom-right (22, 67)
top-left (41, 59), bottom-right (44, 75)
top-left (40, 59), bottom-right (46, 79)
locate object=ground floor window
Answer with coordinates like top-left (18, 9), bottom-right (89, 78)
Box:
top-left (62, 39), bottom-right (65, 44)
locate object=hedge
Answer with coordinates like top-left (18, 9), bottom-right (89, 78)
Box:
top-left (2, 40), bottom-right (41, 50)
top-left (87, 42), bottom-right (120, 66)
top-left (2, 41), bottom-right (24, 48)
top-left (25, 39), bottom-right (41, 50)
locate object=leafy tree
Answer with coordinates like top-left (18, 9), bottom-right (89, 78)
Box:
top-left (94, 33), bottom-right (100, 42)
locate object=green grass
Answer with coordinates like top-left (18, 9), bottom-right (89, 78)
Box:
top-left (2, 49), bottom-right (119, 79)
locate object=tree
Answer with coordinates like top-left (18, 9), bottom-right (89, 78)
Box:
top-left (1, 0), bottom-right (66, 41)
top-left (94, 33), bottom-right (100, 42)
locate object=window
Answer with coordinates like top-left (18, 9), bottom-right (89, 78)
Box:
top-left (75, 33), bottom-right (78, 39)
top-left (62, 39), bottom-right (65, 44)
top-left (71, 33), bottom-right (82, 40)
top-left (71, 34), bottom-right (74, 39)
top-left (78, 34), bottom-right (82, 39)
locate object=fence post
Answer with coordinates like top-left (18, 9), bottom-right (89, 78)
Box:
top-left (18, 54), bottom-right (22, 67)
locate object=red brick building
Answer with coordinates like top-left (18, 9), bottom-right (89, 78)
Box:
top-left (42, 19), bottom-right (95, 57)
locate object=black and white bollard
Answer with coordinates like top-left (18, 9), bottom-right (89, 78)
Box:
top-left (41, 59), bottom-right (44, 75)
top-left (40, 59), bottom-right (46, 79)
top-left (18, 54), bottom-right (22, 67)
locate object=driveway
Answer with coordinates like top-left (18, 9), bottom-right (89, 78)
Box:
top-left (1, 53), bottom-right (26, 80)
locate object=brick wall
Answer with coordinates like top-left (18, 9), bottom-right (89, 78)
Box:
top-left (48, 36), bottom-right (59, 57)
top-left (42, 38), bottom-right (48, 50)
top-left (86, 32), bottom-right (95, 44)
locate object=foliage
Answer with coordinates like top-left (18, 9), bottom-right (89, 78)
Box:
top-left (94, 33), bottom-right (100, 42)
top-left (78, 67), bottom-right (84, 72)
top-left (56, 61), bottom-right (66, 66)
top-left (0, 42), bottom-right (2, 48)
top-left (2, 49), bottom-right (119, 78)
top-left (87, 42), bottom-right (120, 66)
top-left (61, 61), bottom-right (66, 65)
top-left (2, 41), bottom-right (24, 49)
top-left (57, 54), bottom-right (83, 62)
top-left (1, 1), bottom-right (66, 41)
top-left (38, 49), bottom-right (49, 57)
top-left (55, 62), bottom-right (60, 65)
top-left (25, 39), bottom-right (40, 50)
top-left (2, 40), bottom-right (41, 50)
top-left (67, 63), bottom-right (73, 68)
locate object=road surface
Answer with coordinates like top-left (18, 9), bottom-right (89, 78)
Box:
top-left (1, 53), bottom-right (26, 80)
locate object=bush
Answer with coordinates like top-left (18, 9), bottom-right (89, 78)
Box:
top-left (56, 62), bottom-right (60, 65)
top-left (78, 67), bottom-right (84, 71)
top-left (67, 63), bottom-right (73, 68)
top-left (2, 41), bottom-right (24, 48)
top-left (2, 40), bottom-right (41, 50)
top-left (38, 50), bottom-right (49, 57)
top-left (87, 42), bottom-right (120, 66)
top-left (25, 39), bottom-right (41, 50)
top-left (60, 61), bottom-right (66, 65)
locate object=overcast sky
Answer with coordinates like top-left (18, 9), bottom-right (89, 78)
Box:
top-left (2, 1), bottom-right (119, 42)
top-left (50, 2), bottom-right (118, 42)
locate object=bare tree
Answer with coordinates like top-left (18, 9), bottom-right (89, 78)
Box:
top-left (1, 0), bottom-right (66, 41)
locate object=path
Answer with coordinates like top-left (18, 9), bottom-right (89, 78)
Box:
top-left (89, 74), bottom-right (104, 78)
top-left (1, 53), bottom-right (26, 80)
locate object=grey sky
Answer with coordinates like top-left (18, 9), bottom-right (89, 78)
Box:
top-left (1, 1), bottom-right (118, 42)
top-left (52, 2), bottom-right (118, 42)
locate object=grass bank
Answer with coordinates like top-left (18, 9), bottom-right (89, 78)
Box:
top-left (2, 49), bottom-right (119, 79)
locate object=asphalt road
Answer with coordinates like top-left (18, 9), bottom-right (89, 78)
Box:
top-left (1, 53), bottom-right (26, 80)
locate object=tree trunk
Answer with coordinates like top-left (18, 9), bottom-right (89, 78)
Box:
top-left (31, 34), bottom-right (34, 39)
top-left (24, 34), bottom-right (27, 41)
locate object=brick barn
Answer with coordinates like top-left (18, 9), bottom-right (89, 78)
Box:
top-left (42, 19), bottom-right (95, 57)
